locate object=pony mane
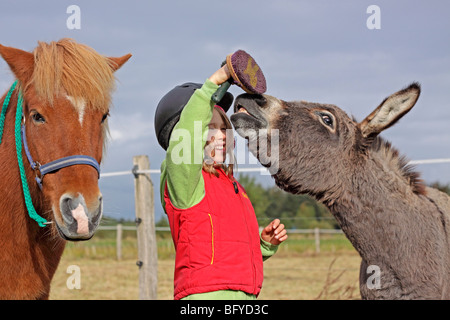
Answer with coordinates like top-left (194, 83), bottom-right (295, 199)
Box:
top-left (31, 38), bottom-right (115, 111)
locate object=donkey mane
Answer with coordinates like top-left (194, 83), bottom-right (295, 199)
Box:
top-left (369, 136), bottom-right (427, 196)
top-left (30, 38), bottom-right (116, 110)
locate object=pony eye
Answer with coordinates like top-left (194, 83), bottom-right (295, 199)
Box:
top-left (101, 112), bottom-right (110, 124)
top-left (31, 111), bottom-right (46, 124)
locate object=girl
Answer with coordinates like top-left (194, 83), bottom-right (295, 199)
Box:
top-left (156, 65), bottom-right (287, 300)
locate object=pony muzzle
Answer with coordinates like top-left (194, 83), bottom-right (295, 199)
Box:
top-left (56, 193), bottom-right (103, 240)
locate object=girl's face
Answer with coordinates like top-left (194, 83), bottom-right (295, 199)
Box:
top-left (205, 108), bottom-right (227, 164)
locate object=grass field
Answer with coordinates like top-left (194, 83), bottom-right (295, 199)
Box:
top-left (49, 231), bottom-right (362, 300)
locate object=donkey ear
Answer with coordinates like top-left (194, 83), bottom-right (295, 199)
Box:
top-left (358, 83), bottom-right (420, 138)
top-left (108, 53), bottom-right (132, 72)
top-left (0, 44), bottom-right (34, 85)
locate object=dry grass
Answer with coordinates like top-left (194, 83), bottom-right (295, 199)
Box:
top-left (258, 253), bottom-right (361, 300)
top-left (49, 232), bottom-right (362, 299)
top-left (50, 251), bottom-right (361, 300)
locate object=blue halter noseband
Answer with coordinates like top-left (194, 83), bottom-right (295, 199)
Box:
top-left (21, 122), bottom-right (101, 189)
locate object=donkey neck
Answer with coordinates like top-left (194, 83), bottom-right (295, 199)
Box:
top-left (327, 144), bottom-right (430, 263)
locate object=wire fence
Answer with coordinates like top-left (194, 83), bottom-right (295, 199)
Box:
top-left (96, 157), bottom-right (450, 260)
top-left (96, 225), bottom-right (345, 261)
top-left (99, 158), bottom-right (450, 178)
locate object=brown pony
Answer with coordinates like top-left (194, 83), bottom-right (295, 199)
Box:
top-left (0, 39), bottom-right (131, 299)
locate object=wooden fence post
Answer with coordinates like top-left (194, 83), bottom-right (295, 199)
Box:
top-left (133, 155), bottom-right (158, 300)
top-left (116, 224), bottom-right (122, 261)
top-left (314, 227), bottom-right (320, 254)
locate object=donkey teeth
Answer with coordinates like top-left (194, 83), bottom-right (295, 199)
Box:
top-left (237, 106), bottom-right (250, 115)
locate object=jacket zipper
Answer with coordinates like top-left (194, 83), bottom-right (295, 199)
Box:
top-left (233, 181), bottom-right (239, 194)
top-left (208, 213), bottom-right (214, 265)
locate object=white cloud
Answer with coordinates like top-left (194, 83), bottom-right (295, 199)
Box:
top-left (108, 112), bottom-right (153, 144)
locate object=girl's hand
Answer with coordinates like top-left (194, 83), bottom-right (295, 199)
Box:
top-left (209, 64), bottom-right (231, 86)
top-left (261, 219), bottom-right (288, 245)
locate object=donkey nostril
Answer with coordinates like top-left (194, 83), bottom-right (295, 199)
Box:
top-left (254, 94), bottom-right (267, 107)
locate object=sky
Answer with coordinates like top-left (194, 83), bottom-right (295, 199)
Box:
top-left (0, 0), bottom-right (449, 222)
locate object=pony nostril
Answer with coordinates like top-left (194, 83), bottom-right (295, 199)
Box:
top-left (91, 197), bottom-right (103, 225)
top-left (60, 198), bottom-right (75, 225)
top-left (59, 193), bottom-right (102, 232)
top-left (63, 196), bottom-right (80, 211)
top-left (60, 194), bottom-right (84, 225)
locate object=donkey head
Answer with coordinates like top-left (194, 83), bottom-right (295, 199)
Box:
top-left (0, 39), bottom-right (131, 240)
top-left (230, 83), bottom-right (420, 198)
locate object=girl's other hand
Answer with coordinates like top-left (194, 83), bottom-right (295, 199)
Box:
top-left (261, 219), bottom-right (288, 245)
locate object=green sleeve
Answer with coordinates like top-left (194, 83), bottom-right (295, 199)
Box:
top-left (260, 236), bottom-right (279, 261)
top-left (160, 79), bottom-right (219, 210)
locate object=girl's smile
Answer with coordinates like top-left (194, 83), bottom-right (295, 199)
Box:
top-left (206, 108), bottom-right (228, 164)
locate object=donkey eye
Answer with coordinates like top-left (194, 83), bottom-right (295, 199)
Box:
top-left (31, 111), bottom-right (46, 124)
top-left (321, 115), bottom-right (332, 126)
top-left (101, 112), bottom-right (110, 124)
top-left (319, 113), bottom-right (334, 127)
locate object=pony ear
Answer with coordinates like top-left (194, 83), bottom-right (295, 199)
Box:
top-left (358, 82), bottom-right (420, 138)
top-left (0, 44), bottom-right (34, 85)
top-left (108, 53), bottom-right (132, 72)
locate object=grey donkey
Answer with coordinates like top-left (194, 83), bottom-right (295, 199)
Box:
top-left (230, 83), bottom-right (450, 299)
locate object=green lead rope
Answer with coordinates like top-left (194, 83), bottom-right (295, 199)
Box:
top-left (0, 80), bottom-right (18, 143)
top-left (0, 80), bottom-right (47, 227)
top-left (16, 90), bottom-right (48, 227)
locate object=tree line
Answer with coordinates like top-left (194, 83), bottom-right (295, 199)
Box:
top-left (152, 177), bottom-right (450, 230)
top-left (236, 174), bottom-right (338, 229)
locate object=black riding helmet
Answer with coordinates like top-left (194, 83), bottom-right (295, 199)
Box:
top-left (155, 82), bottom-right (233, 150)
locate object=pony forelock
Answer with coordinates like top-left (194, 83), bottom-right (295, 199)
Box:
top-left (31, 38), bottom-right (115, 112)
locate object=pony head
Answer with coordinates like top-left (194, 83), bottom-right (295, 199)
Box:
top-left (0, 39), bottom-right (131, 240)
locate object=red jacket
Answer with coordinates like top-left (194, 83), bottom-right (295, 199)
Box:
top-left (164, 168), bottom-right (263, 300)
